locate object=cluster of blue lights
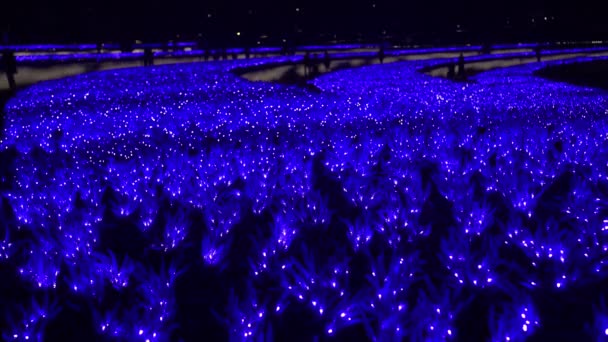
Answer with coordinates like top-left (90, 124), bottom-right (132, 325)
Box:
top-left (2, 48), bottom-right (608, 340)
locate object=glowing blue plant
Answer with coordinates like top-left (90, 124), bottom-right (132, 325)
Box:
top-left (2, 295), bottom-right (59, 341)
top-left (488, 300), bottom-right (540, 342)
top-left (3, 46), bottom-right (608, 340)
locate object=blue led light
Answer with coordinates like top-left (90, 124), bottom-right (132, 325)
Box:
top-left (2, 47), bottom-right (608, 340)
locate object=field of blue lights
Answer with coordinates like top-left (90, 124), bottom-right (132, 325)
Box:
top-left (2, 48), bottom-right (608, 341)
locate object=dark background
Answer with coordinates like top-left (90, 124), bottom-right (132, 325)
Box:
top-left (1, 0), bottom-right (607, 46)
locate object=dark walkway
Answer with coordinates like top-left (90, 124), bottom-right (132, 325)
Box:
top-left (535, 60), bottom-right (608, 91)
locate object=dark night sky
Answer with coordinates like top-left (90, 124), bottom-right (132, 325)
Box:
top-left (1, 0), bottom-right (607, 44)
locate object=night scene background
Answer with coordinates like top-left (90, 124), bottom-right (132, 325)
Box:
top-left (2, 0), bottom-right (608, 341)
top-left (2, 0), bottom-right (608, 44)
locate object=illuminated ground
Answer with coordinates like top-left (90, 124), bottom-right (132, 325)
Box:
top-left (1, 47), bottom-right (608, 341)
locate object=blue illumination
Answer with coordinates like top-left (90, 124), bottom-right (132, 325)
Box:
top-left (2, 47), bottom-right (608, 340)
